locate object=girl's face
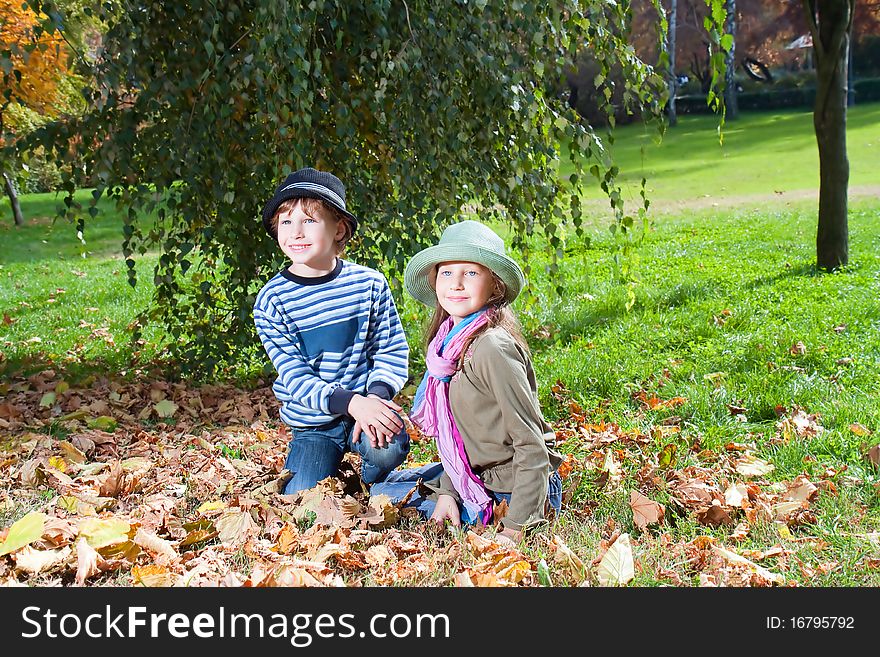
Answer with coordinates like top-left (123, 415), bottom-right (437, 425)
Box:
top-left (434, 261), bottom-right (495, 323)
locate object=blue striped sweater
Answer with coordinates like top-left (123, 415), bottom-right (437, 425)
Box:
top-left (253, 259), bottom-right (409, 427)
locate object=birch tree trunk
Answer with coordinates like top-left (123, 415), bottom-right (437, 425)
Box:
top-left (3, 171), bottom-right (24, 227)
top-left (723, 0), bottom-right (739, 120)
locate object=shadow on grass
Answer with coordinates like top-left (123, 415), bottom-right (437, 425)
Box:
top-left (743, 261), bottom-right (818, 290)
top-left (537, 280), bottom-right (718, 348)
top-left (1, 350), bottom-right (159, 386)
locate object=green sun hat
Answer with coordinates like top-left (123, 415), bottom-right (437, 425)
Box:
top-left (404, 220), bottom-right (526, 307)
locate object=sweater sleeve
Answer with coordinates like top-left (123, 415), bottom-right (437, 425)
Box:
top-left (364, 275), bottom-right (410, 399)
top-left (253, 296), bottom-right (348, 415)
top-left (469, 333), bottom-right (551, 532)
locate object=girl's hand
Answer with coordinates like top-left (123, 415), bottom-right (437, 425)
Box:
top-left (350, 394), bottom-right (404, 448)
top-left (429, 494), bottom-right (461, 528)
top-left (495, 526), bottom-right (523, 548)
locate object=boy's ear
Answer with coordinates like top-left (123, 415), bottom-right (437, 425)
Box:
top-left (335, 219), bottom-right (347, 241)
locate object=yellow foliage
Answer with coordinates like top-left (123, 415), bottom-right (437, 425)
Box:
top-left (0, 0), bottom-right (69, 115)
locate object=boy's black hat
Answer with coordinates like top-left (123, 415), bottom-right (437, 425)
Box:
top-left (261, 167), bottom-right (359, 237)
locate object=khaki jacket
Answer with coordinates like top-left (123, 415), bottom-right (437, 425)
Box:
top-left (424, 327), bottom-right (563, 531)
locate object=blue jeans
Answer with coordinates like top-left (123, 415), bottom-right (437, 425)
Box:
top-left (282, 415), bottom-right (410, 495)
top-left (370, 463), bottom-right (563, 524)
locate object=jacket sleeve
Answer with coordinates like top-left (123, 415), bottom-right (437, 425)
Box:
top-left (470, 333), bottom-right (551, 532)
top-left (253, 296), bottom-right (350, 415)
top-left (423, 471), bottom-right (461, 503)
top-left (364, 275), bottom-right (410, 400)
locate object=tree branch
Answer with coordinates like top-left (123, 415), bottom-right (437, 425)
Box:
top-left (826, 0), bottom-right (854, 59)
top-left (801, 0), bottom-right (822, 61)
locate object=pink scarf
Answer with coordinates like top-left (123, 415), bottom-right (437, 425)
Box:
top-left (410, 311), bottom-right (494, 525)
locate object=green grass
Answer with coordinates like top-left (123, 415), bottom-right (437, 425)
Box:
top-left (566, 102), bottom-right (880, 209)
top-left (0, 190), bottom-right (164, 381)
top-left (2, 106), bottom-right (880, 585)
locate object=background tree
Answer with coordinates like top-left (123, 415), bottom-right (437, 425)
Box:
top-left (802, 0), bottom-right (854, 270)
top-left (23, 0), bottom-right (669, 375)
top-left (723, 0), bottom-right (738, 118)
top-left (666, 0), bottom-right (678, 126)
top-left (0, 0), bottom-right (70, 225)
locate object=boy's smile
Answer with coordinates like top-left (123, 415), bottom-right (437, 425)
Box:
top-left (276, 201), bottom-right (345, 277)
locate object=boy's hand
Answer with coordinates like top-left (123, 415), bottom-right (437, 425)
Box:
top-left (349, 394), bottom-right (404, 448)
top-left (429, 494), bottom-right (461, 528)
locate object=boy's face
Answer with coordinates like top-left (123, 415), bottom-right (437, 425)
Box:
top-left (276, 200), bottom-right (346, 276)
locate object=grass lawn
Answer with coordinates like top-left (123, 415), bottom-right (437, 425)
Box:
top-left (1, 105), bottom-right (879, 587)
top-left (566, 101), bottom-right (880, 212)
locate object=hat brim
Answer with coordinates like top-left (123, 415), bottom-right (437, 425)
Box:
top-left (404, 243), bottom-right (525, 307)
top-left (262, 189), bottom-right (359, 237)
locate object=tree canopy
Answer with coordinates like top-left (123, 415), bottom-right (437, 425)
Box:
top-left (21, 0), bottom-right (677, 375)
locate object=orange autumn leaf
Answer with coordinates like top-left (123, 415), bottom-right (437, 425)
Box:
top-left (0, 0), bottom-right (69, 115)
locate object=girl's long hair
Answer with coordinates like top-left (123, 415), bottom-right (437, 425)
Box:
top-left (424, 268), bottom-right (529, 370)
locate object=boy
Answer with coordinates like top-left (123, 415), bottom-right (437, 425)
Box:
top-left (253, 167), bottom-right (410, 494)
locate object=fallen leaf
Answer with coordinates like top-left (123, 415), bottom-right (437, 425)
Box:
top-left (75, 537), bottom-right (106, 585)
top-left (154, 399), bottom-right (178, 418)
top-left (596, 533), bottom-right (634, 586)
top-left (86, 416), bottom-right (118, 431)
top-left (537, 558), bottom-right (553, 586)
top-left (712, 545), bottom-right (785, 585)
top-left (132, 564), bottom-right (177, 587)
top-left (216, 508), bottom-right (258, 545)
top-left (850, 423), bottom-right (871, 437)
top-left (78, 517), bottom-right (131, 549)
top-left (453, 571), bottom-right (475, 587)
top-left (551, 535), bottom-right (586, 581)
top-left (784, 475), bottom-right (818, 504)
top-left (696, 500), bottom-right (734, 527)
top-left (364, 544), bottom-right (395, 568)
top-left (735, 455), bottom-right (775, 477)
top-left (13, 545), bottom-right (72, 575)
top-left (133, 528), bottom-right (177, 563)
top-left (629, 490), bottom-right (665, 531)
top-left (0, 512), bottom-right (47, 556)
top-left (724, 482), bottom-right (749, 507)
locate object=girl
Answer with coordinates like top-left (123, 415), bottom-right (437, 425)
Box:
top-left (372, 220), bottom-right (562, 545)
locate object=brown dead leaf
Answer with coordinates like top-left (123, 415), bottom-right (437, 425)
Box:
top-left (132, 564), bottom-right (177, 587)
top-left (13, 545), bottom-right (72, 575)
top-left (629, 490), bottom-right (665, 531)
top-left (133, 528), bottom-right (177, 564)
top-left (453, 571), bottom-right (475, 587)
top-left (696, 500), bottom-right (734, 527)
top-left (789, 341), bottom-right (807, 355)
top-left (784, 474), bottom-right (819, 504)
top-left (364, 544), bottom-right (395, 568)
top-left (712, 545), bottom-right (785, 585)
top-left (735, 454), bottom-right (775, 477)
top-left (550, 535), bottom-right (587, 582)
top-left (723, 482), bottom-right (749, 508)
top-left (273, 523), bottom-right (299, 555)
top-left (75, 537), bottom-right (106, 585)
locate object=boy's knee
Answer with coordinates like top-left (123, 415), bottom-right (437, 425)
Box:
top-left (363, 425), bottom-right (410, 469)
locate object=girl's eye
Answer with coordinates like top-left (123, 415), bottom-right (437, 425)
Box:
top-left (465, 270), bottom-right (478, 276)
top-left (438, 270), bottom-right (451, 277)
